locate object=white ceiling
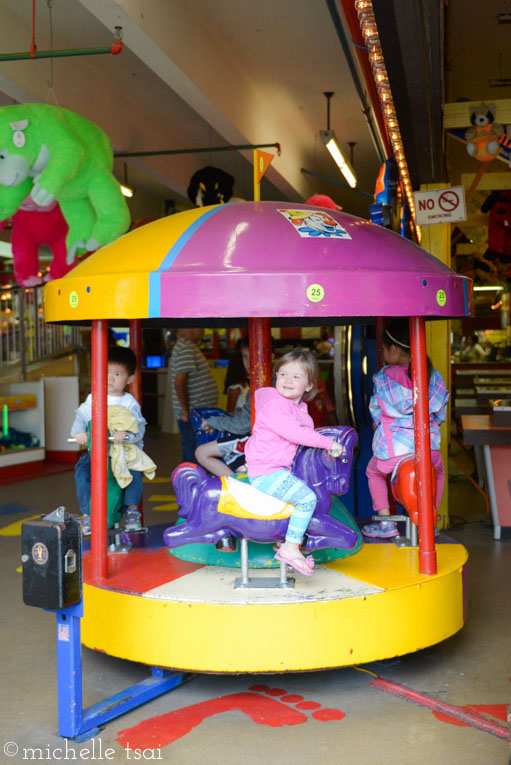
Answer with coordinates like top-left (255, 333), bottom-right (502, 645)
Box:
top-left (0, 0), bottom-right (383, 221)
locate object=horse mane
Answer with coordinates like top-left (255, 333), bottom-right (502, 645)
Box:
top-left (171, 462), bottom-right (209, 522)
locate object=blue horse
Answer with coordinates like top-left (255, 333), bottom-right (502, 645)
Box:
top-left (164, 426), bottom-right (359, 552)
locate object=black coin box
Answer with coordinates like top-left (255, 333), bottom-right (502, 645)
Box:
top-left (21, 507), bottom-right (82, 610)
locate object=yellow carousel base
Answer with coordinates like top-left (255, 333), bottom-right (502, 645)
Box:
top-left (82, 541), bottom-right (467, 673)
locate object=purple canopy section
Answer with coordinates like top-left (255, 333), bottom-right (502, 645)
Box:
top-left (149, 201), bottom-right (472, 320)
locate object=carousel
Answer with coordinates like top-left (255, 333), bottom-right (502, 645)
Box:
top-left (44, 201), bottom-right (473, 680)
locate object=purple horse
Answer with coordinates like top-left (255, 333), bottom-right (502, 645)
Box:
top-left (163, 426), bottom-right (359, 552)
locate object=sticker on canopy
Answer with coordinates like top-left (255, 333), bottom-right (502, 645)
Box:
top-left (277, 209), bottom-right (351, 239)
top-left (436, 289), bottom-right (447, 307)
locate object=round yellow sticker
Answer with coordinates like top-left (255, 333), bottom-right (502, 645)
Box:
top-left (307, 284), bottom-right (324, 303)
top-left (436, 289), bottom-right (446, 307)
top-left (32, 542), bottom-right (48, 565)
top-left (69, 291), bottom-right (79, 308)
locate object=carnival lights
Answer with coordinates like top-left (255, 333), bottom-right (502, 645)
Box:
top-left (355, 0), bottom-right (416, 222)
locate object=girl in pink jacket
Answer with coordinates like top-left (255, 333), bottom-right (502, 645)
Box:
top-left (245, 350), bottom-right (338, 577)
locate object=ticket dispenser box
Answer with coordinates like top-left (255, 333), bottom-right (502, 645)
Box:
top-left (22, 507), bottom-right (82, 610)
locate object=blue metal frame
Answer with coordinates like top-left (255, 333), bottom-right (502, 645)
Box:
top-left (341, 326), bottom-right (378, 517)
top-left (55, 602), bottom-right (185, 741)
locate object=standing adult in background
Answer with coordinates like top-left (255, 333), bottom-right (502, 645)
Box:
top-left (170, 328), bottom-right (218, 462)
top-left (460, 333), bottom-right (486, 362)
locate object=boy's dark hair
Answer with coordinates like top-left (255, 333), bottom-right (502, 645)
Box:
top-left (224, 337), bottom-right (250, 393)
top-left (108, 346), bottom-right (137, 376)
top-left (381, 319), bottom-right (433, 382)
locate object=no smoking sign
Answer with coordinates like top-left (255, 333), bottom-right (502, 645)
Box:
top-left (413, 186), bottom-right (466, 226)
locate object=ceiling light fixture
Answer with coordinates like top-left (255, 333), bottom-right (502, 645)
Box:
top-left (120, 162), bottom-right (134, 198)
top-left (320, 92), bottom-right (357, 188)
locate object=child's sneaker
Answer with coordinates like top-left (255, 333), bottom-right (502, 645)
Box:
top-left (124, 508), bottom-right (142, 532)
top-left (81, 514), bottom-right (91, 535)
top-left (362, 520), bottom-right (399, 539)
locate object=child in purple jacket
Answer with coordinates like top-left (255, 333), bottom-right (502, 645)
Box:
top-left (245, 350), bottom-right (338, 577)
top-left (362, 319), bottom-right (449, 539)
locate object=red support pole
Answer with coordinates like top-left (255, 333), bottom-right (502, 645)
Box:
top-left (129, 319), bottom-right (144, 524)
top-left (91, 320), bottom-right (109, 581)
top-left (129, 319), bottom-right (143, 405)
top-left (248, 318), bottom-right (272, 430)
top-left (409, 316), bottom-right (437, 575)
top-left (375, 317), bottom-right (386, 370)
top-left (211, 330), bottom-right (220, 360)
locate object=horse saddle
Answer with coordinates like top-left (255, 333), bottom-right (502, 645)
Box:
top-left (218, 476), bottom-right (295, 521)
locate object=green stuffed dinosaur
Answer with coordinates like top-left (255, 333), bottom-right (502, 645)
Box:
top-left (0, 104), bottom-right (130, 262)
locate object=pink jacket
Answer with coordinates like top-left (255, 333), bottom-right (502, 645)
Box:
top-left (245, 387), bottom-right (333, 476)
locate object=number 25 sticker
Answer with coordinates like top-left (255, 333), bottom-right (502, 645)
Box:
top-left (307, 284), bottom-right (324, 303)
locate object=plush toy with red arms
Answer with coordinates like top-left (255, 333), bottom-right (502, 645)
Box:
top-left (0, 180), bottom-right (72, 286)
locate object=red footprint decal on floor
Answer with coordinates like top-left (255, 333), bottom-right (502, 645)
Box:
top-left (116, 685), bottom-right (345, 751)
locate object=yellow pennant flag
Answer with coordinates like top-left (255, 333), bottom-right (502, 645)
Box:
top-left (255, 150), bottom-right (274, 183)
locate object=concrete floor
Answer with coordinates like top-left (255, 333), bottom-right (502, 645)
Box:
top-left (1, 431), bottom-right (510, 764)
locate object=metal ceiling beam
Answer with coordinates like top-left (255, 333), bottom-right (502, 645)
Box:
top-left (329, 0), bottom-right (390, 163)
top-left (372, 0), bottom-right (444, 187)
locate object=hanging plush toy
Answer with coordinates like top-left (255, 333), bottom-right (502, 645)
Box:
top-left (465, 104), bottom-right (503, 162)
top-left (481, 190), bottom-right (511, 267)
top-left (0, 177), bottom-right (73, 286)
top-left (187, 166), bottom-right (235, 206)
top-left (0, 198), bottom-right (71, 287)
top-left (0, 104), bottom-right (130, 263)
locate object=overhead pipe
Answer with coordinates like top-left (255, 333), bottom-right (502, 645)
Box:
top-left (0, 25), bottom-right (123, 62)
top-left (115, 143), bottom-right (281, 159)
top-left (0, 44), bottom-right (123, 62)
top-left (301, 167), bottom-right (373, 197)
top-left (325, 0), bottom-right (391, 161)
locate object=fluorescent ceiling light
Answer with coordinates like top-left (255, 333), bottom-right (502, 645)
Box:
top-left (120, 184), bottom-right (134, 198)
top-left (473, 285), bottom-right (504, 291)
top-left (320, 130), bottom-right (357, 188)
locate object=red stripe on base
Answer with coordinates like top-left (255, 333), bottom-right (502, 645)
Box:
top-left (83, 548), bottom-right (204, 594)
top-left (368, 677), bottom-right (509, 739)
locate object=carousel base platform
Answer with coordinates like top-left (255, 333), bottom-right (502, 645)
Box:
top-left (82, 530), bottom-right (467, 673)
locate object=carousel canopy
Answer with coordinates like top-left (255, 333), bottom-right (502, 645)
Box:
top-left (44, 201), bottom-right (473, 325)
